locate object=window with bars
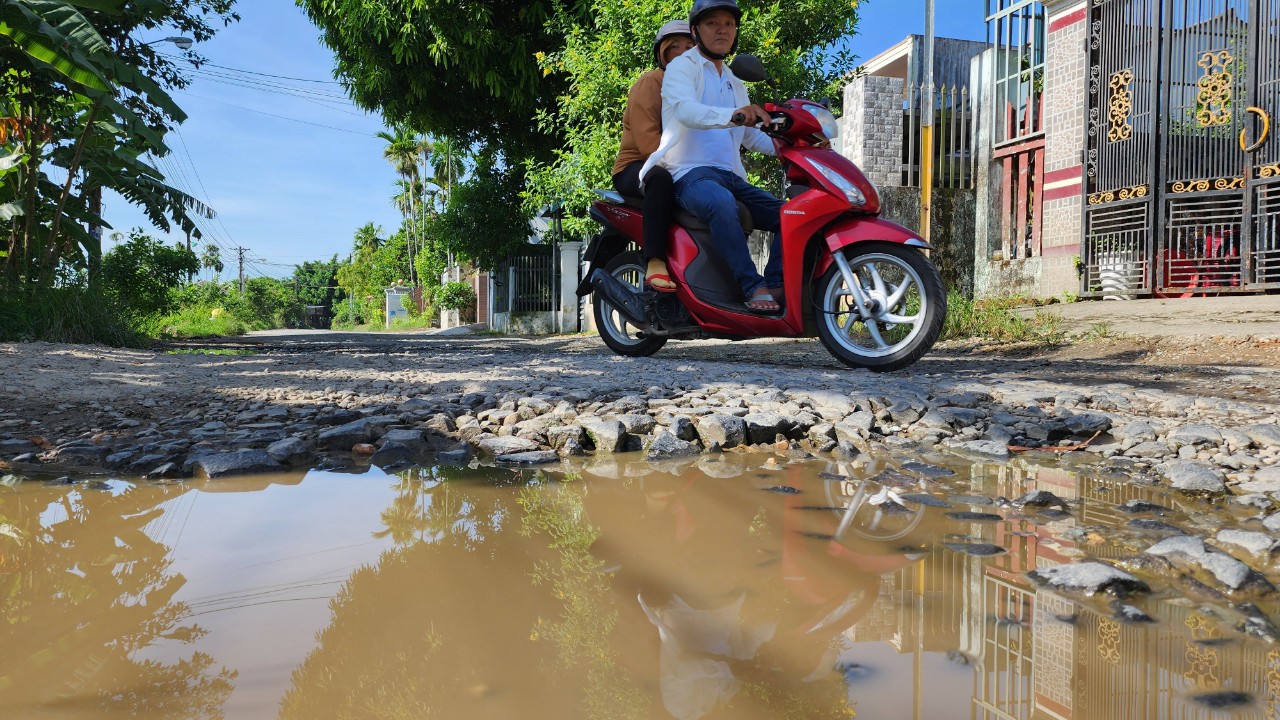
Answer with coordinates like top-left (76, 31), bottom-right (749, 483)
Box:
top-left (987, 0), bottom-right (1046, 145)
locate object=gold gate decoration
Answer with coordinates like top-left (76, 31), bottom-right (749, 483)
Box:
top-left (1108, 69), bottom-right (1134, 142)
top-left (1196, 50), bottom-right (1235, 127)
top-left (1267, 649), bottom-right (1280, 720)
top-left (1098, 617), bottom-right (1121, 665)
top-left (1183, 613), bottom-right (1222, 688)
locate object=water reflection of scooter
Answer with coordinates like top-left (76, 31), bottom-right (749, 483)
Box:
top-left (636, 463), bottom-right (930, 719)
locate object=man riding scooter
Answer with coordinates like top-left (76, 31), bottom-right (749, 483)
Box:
top-left (639, 0), bottom-right (784, 313)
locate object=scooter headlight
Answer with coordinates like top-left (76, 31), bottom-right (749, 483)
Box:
top-left (810, 159), bottom-right (867, 207)
top-left (798, 103), bottom-right (840, 140)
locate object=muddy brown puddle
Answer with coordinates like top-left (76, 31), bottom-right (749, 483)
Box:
top-left (1, 451), bottom-right (1277, 719)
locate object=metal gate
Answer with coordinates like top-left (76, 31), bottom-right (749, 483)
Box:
top-left (1082, 0), bottom-right (1280, 296)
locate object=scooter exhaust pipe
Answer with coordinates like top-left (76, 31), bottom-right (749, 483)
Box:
top-left (589, 269), bottom-right (649, 326)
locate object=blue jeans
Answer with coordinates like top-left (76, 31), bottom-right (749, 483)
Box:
top-left (673, 167), bottom-right (783, 297)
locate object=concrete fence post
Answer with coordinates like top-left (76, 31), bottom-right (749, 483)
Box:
top-left (558, 241), bottom-right (583, 334)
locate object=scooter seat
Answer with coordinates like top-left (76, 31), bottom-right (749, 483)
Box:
top-left (675, 202), bottom-right (754, 234)
top-left (619, 194), bottom-right (644, 209)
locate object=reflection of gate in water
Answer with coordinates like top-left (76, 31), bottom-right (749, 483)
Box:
top-left (1082, 0), bottom-right (1280, 296)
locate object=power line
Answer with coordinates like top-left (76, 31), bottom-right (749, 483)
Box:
top-left (147, 152), bottom-right (232, 256)
top-left (159, 53), bottom-right (345, 85)
top-left (174, 128), bottom-right (242, 251)
top-left (190, 75), bottom-right (370, 117)
top-left (173, 90), bottom-right (375, 136)
top-left (180, 65), bottom-right (351, 99)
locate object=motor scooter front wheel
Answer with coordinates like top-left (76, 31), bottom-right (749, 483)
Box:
top-left (815, 244), bottom-right (945, 372)
top-left (593, 251), bottom-right (667, 358)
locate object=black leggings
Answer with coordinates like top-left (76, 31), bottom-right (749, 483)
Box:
top-left (612, 161), bottom-right (675, 263)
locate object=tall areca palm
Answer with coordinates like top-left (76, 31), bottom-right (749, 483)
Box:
top-left (376, 126), bottom-right (424, 285)
top-left (422, 136), bottom-right (466, 275)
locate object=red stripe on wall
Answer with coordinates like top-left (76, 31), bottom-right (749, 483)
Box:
top-left (1042, 243), bottom-right (1081, 258)
top-left (1044, 184), bottom-right (1081, 202)
top-left (1049, 7), bottom-right (1087, 33)
top-left (1045, 166), bottom-right (1083, 185)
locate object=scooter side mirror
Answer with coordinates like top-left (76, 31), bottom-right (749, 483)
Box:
top-left (729, 54), bottom-right (770, 83)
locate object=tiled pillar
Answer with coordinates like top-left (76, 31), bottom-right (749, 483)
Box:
top-left (1039, 0), bottom-right (1090, 295)
top-left (840, 75), bottom-right (905, 188)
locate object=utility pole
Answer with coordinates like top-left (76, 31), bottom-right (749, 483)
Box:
top-left (237, 246), bottom-right (246, 293)
top-left (920, 0), bottom-right (936, 242)
top-left (185, 230), bottom-right (193, 284)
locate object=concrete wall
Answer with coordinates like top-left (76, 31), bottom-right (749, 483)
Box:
top-left (863, 35), bottom-right (990, 89)
top-left (491, 311), bottom-right (556, 335)
top-left (877, 187), bottom-right (976, 296)
top-left (841, 75), bottom-right (905, 188)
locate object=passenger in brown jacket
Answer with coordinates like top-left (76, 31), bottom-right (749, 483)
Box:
top-left (612, 20), bottom-right (695, 292)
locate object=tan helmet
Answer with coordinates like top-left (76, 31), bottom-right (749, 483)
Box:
top-left (652, 19), bottom-right (692, 69)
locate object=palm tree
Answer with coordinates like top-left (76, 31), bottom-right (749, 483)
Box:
top-left (376, 127), bottom-right (425, 285)
top-left (200, 242), bottom-right (223, 280)
top-left (422, 136), bottom-right (467, 276)
top-left (352, 222), bottom-right (383, 259)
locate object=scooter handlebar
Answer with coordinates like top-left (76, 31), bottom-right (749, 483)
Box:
top-left (732, 110), bottom-right (789, 133)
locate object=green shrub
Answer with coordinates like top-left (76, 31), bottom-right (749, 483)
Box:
top-left (168, 278), bottom-right (300, 331)
top-left (331, 299), bottom-right (374, 329)
top-left (101, 229), bottom-right (199, 316)
top-left (435, 281), bottom-right (476, 311)
top-left (0, 287), bottom-right (145, 345)
top-left (139, 305), bottom-right (248, 339)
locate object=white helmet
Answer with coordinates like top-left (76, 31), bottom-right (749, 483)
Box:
top-left (652, 19), bottom-right (692, 69)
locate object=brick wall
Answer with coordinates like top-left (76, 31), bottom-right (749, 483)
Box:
top-left (840, 75), bottom-right (904, 187)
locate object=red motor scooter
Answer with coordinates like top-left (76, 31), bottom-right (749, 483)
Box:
top-left (581, 55), bottom-right (946, 372)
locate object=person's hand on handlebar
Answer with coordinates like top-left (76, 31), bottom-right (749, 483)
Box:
top-left (731, 104), bottom-right (772, 128)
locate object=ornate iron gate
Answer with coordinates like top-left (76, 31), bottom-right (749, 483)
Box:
top-left (1082, 0), bottom-right (1280, 296)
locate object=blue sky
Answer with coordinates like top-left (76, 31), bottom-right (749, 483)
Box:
top-left (105, 0), bottom-right (988, 280)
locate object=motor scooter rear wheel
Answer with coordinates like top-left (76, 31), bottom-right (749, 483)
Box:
top-left (815, 243), bottom-right (945, 372)
top-left (593, 251), bottom-right (667, 357)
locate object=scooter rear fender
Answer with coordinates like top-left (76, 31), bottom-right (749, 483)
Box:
top-left (814, 216), bottom-right (932, 278)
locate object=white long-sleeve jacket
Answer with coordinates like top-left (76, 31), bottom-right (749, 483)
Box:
top-left (638, 47), bottom-right (775, 187)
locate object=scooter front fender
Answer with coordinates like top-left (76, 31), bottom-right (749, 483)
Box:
top-left (815, 216), bottom-right (933, 278)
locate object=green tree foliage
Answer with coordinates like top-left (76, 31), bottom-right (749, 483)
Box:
top-left (1, 0), bottom-right (237, 290)
top-left (334, 222), bottom-right (413, 323)
top-left (524, 0), bottom-right (861, 237)
top-left (296, 0), bottom-right (589, 159)
top-left (292, 254), bottom-right (344, 308)
top-left (199, 241), bottom-right (223, 275)
top-left (420, 155), bottom-right (530, 274)
top-left (100, 228), bottom-right (198, 315)
top-left (0, 483), bottom-right (237, 715)
top-left (166, 275), bottom-right (302, 331)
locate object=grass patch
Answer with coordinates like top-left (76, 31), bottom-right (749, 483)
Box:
top-left (331, 314), bottom-right (439, 332)
top-left (163, 347), bottom-right (258, 356)
top-left (941, 291), bottom-right (1064, 344)
top-left (0, 287), bottom-right (146, 346)
top-left (1078, 320), bottom-right (1114, 340)
top-left (139, 305), bottom-right (249, 339)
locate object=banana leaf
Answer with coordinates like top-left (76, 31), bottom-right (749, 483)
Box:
top-left (0, 1), bottom-right (110, 91)
top-left (23, 0), bottom-right (109, 56)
